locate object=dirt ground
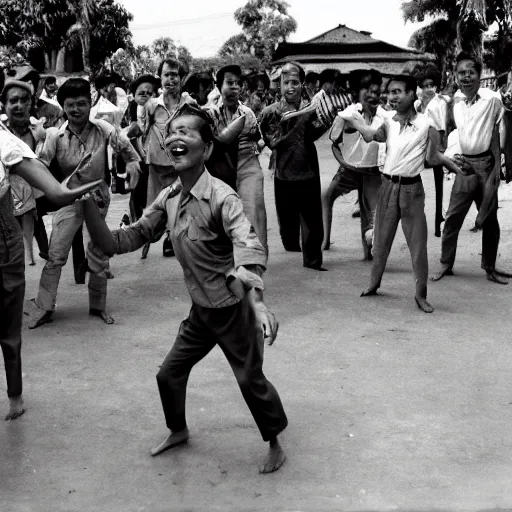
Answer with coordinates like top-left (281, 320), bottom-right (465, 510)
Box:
top-left (3, 135), bottom-right (512, 512)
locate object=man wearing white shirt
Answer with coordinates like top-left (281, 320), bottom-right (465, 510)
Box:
top-left (431, 53), bottom-right (509, 285)
top-left (348, 74), bottom-right (461, 312)
top-left (322, 69), bottom-right (383, 259)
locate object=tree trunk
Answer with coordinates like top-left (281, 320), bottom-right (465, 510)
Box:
top-left (56, 48), bottom-right (66, 73)
top-left (44, 52), bottom-right (51, 72)
top-left (80, 30), bottom-right (91, 73)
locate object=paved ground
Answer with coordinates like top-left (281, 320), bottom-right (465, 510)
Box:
top-left (3, 135), bottom-right (512, 512)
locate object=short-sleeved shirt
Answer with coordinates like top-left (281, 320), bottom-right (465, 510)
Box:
top-left (204, 98), bottom-right (261, 166)
top-left (415, 94), bottom-right (448, 132)
top-left (453, 88), bottom-right (503, 155)
top-left (38, 119), bottom-right (139, 184)
top-left (100, 170), bottom-right (267, 308)
top-left (382, 113), bottom-right (431, 178)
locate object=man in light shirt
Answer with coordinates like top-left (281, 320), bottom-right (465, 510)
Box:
top-left (322, 69), bottom-right (383, 259)
top-left (431, 52), bottom-right (510, 285)
top-left (347, 74), bottom-right (461, 313)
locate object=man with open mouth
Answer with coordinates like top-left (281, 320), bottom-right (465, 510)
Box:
top-left (431, 52), bottom-right (512, 285)
top-left (345, 73), bottom-right (462, 313)
top-left (82, 104), bottom-right (287, 474)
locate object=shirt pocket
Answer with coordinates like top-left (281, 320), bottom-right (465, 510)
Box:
top-left (186, 218), bottom-right (216, 242)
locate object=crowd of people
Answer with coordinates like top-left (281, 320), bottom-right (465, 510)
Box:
top-left (1, 50), bottom-right (511, 473)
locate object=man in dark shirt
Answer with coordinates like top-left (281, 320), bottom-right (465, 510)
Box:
top-left (83, 104), bottom-right (287, 473)
top-left (260, 61), bottom-right (327, 270)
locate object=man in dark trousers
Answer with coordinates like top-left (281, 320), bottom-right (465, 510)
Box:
top-left (431, 52), bottom-right (511, 285)
top-left (82, 104), bottom-right (287, 473)
top-left (260, 61), bottom-right (327, 270)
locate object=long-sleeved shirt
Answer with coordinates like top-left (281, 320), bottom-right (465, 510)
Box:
top-left (138, 92), bottom-right (197, 166)
top-left (38, 118), bottom-right (139, 184)
top-left (453, 88), bottom-right (503, 155)
top-left (102, 169), bottom-right (267, 308)
top-left (260, 98), bottom-right (327, 181)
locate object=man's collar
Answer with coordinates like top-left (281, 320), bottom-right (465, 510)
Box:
top-left (392, 110), bottom-right (418, 128)
top-left (188, 169), bottom-right (212, 201)
top-left (454, 88), bottom-right (487, 105)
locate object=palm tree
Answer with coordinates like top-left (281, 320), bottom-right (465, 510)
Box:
top-left (66, 0), bottom-right (95, 73)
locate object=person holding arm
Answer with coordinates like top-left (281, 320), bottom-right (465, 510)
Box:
top-left (83, 104), bottom-right (287, 473)
top-left (259, 62), bottom-right (327, 270)
top-left (346, 74), bottom-right (461, 313)
top-left (0, 110), bottom-right (101, 420)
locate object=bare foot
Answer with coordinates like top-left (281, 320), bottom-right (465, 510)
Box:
top-left (150, 428), bottom-right (189, 456)
top-left (321, 240), bottom-right (331, 251)
top-left (415, 296), bottom-right (434, 313)
top-left (5, 396), bottom-right (25, 421)
top-left (486, 270), bottom-right (508, 285)
top-left (89, 309), bottom-right (115, 324)
top-left (360, 287), bottom-right (378, 297)
top-left (259, 439), bottom-right (286, 474)
top-left (430, 265), bottom-right (453, 282)
top-left (24, 299), bottom-right (53, 329)
top-left (29, 261), bottom-right (36, 266)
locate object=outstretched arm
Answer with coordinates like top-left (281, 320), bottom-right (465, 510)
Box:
top-left (12, 158), bottom-right (101, 205)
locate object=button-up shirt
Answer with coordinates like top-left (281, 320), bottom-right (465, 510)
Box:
top-left (415, 94), bottom-right (448, 132)
top-left (260, 98), bottom-right (327, 181)
top-left (204, 97), bottom-right (261, 167)
top-left (453, 88), bottom-right (503, 155)
top-left (138, 92), bottom-right (197, 166)
top-left (106, 170), bottom-right (267, 308)
top-left (382, 113), bottom-right (431, 178)
top-left (38, 118), bottom-right (139, 184)
top-left (342, 110), bottom-right (383, 168)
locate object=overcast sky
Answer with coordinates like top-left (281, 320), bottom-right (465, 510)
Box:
top-left (119, 0), bottom-right (429, 57)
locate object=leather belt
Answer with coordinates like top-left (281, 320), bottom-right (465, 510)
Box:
top-left (462, 149), bottom-right (492, 159)
top-left (382, 173), bottom-right (421, 185)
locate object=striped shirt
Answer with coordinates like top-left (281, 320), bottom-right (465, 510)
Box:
top-left (313, 89), bottom-right (353, 128)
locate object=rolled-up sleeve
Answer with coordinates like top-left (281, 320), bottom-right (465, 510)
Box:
top-left (0, 129), bottom-right (37, 167)
top-left (221, 194), bottom-right (267, 269)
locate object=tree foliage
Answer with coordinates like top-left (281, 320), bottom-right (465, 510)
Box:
top-left (403, 0), bottom-right (512, 82)
top-left (0, 0), bottom-right (133, 72)
top-left (151, 37), bottom-right (193, 70)
top-left (228, 0), bottom-right (297, 64)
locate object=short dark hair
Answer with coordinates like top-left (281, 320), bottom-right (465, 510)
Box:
top-left (319, 68), bottom-right (338, 87)
top-left (44, 76), bottom-right (57, 87)
top-left (386, 74), bottom-right (418, 101)
top-left (349, 69), bottom-right (383, 93)
top-left (455, 51), bottom-right (482, 75)
top-left (57, 78), bottom-right (91, 107)
top-left (157, 58), bottom-right (187, 79)
top-left (414, 63), bottom-right (442, 88)
top-left (129, 74), bottom-right (159, 95)
top-left (216, 64), bottom-right (242, 89)
top-left (1, 80), bottom-right (33, 104)
top-left (170, 103), bottom-right (214, 143)
top-left (282, 61), bottom-right (306, 83)
top-left (305, 72), bottom-right (320, 85)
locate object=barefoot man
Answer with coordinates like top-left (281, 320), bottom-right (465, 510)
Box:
top-left (346, 74), bottom-right (461, 313)
top-left (25, 78), bottom-right (140, 328)
top-left (83, 104), bottom-right (287, 473)
top-left (431, 52), bottom-right (511, 285)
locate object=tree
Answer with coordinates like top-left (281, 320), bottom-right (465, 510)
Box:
top-left (231, 0), bottom-right (297, 64)
top-left (0, 0), bottom-right (133, 73)
top-left (218, 34), bottom-right (252, 58)
top-left (67, 0), bottom-right (133, 73)
top-left (151, 37), bottom-right (192, 70)
top-left (403, 0), bottom-right (512, 84)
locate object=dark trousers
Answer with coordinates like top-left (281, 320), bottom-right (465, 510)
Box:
top-left (329, 166), bottom-right (381, 259)
top-left (0, 267), bottom-right (24, 398)
top-left (433, 165), bottom-right (444, 235)
top-left (34, 199), bottom-right (49, 257)
top-left (156, 296), bottom-right (288, 441)
top-left (274, 176), bottom-right (323, 268)
top-left (369, 176), bottom-right (429, 297)
top-left (72, 227), bottom-right (86, 275)
top-left (129, 163), bottom-right (149, 222)
top-left (440, 154), bottom-right (499, 271)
